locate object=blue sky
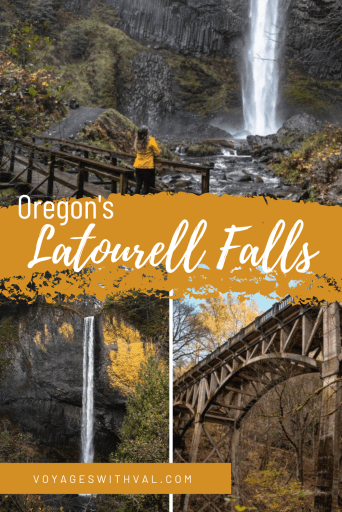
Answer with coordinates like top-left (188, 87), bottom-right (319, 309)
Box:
top-left (182, 291), bottom-right (277, 313)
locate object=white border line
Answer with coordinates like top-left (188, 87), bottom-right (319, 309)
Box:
top-left (169, 289), bottom-right (174, 512)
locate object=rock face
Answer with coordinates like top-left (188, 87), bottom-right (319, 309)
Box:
top-left (284, 0), bottom-right (342, 79)
top-left (126, 53), bottom-right (175, 129)
top-left (60, 0), bottom-right (342, 80)
top-left (61, 0), bottom-right (248, 57)
top-left (0, 298), bottom-right (134, 459)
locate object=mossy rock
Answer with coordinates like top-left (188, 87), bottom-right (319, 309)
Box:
top-left (0, 187), bottom-right (19, 207)
top-left (80, 109), bottom-right (175, 159)
top-left (187, 145), bottom-right (221, 157)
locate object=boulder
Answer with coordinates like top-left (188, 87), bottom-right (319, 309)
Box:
top-left (225, 170), bottom-right (252, 182)
top-left (277, 113), bottom-right (323, 139)
top-left (198, 138), bottom-right (236, 148)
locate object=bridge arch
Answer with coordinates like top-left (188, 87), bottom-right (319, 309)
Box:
top-left (173, 301), bottom-right (342, 512)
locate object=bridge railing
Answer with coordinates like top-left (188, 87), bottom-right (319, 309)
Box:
top-left (174, 295), bottom-right (295, 386)
top-left (0, 136), bottom-right (213, 197)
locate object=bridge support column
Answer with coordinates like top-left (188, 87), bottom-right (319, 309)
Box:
top-left (231, 428), bottom-right (241, 511)
top-left (315, 303), bottom-right (341, 512)
top-left (181, 378), bottom-right (206, 512)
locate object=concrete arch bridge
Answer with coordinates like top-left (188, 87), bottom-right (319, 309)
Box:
top-left (173, 298), bottom-right (342, 512)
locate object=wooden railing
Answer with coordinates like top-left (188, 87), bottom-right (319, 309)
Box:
top-left (0, 136), bottom-right (213, 199)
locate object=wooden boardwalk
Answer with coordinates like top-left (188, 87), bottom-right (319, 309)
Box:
top-left (0, 136), bottom-right (214, 199)
top-left (10, 154), bottom-right (112, 200)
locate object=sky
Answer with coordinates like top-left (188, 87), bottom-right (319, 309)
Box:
top-left (182, 291), bottom-right (277, 313)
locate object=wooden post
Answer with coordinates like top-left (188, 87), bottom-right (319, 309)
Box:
top-left (9, 143), bottom-right (16, 174)
top-left (119, 172), bottom-right (128, 195)
top-left (47, 154), bottom-right (56, 197)
top-left (111, 177), bottom-right (117, 194)
top-left (111, 156), bottom-right (118, 193)
top-left (27, 148), bottom-right (34, 184)
top-left (0, 138), bottom-right (4, 168)
top-left (201, 168), bottom-right (210, 194)
top-left (77, 161), bottom-right (85, 199)
top-left (314, 303), bottom-right (342, 511)
top-left (84, 151), bottom-right (89, 182)
top-left (43, 139), bottom-right (48, 165)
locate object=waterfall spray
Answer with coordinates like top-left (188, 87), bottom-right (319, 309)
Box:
top-left (81, 316), bottom-right (95, 464)
top-left (243, 0), bottom-right (281, 135)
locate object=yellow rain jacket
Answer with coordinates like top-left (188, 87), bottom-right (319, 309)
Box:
top-left (134, 136), bottom-right (161, 169)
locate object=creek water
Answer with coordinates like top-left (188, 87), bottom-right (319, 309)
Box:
top-left (81, 316), bottom-right (95, 464)
top-left (160, 148), bottom-right (303, 198)
top-left (242, 0), bottom-right (281, 135)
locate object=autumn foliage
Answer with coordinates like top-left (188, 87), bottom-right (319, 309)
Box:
top-left (0, 24), bottom-right (66, 137)
top-left (173, 294), bottom-right (259, 376)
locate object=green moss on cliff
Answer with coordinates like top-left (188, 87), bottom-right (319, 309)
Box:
top-left (53, 20), bottom-right (144, 108)
top-left (166, 53), bottom-right (240, 116)
top-left (283, 64), bottom-right (342, 116)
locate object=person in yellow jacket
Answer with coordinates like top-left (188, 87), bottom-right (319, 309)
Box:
top-left (133, 126), bottom-right (161, 195)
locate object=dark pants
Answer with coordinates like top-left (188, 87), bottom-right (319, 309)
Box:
top-left (134, 168), bottom-right (155, 195)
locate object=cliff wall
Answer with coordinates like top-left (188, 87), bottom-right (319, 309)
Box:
top-left (0, 297), bottom-right (152, 459)
top-left (61, 0), bottom-right (248, 57)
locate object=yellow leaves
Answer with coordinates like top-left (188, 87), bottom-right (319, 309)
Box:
top-left (58, 323), bottom-right (74, 342)
top-left (41, 82), bottom-right (49, 87)
top-left (105, 316), bottom-right (156, 395)
top-left (33, 332), bottom-right (47, 353)
top-left (196, 294), bottom-right (259, 352)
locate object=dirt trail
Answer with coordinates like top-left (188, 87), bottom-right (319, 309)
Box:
top-left (40, 107), bottom-right (108, 140)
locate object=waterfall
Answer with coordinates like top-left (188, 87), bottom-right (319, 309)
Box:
top-left (243, 0), bottom-right (281, 135)
top-left (81, 316), bottom-right (95, 464)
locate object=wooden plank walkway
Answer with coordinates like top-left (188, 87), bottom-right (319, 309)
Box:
top-left (3, 154), bottom-right (114, 199)
top-left (0, 136), bottom-right (213, 198)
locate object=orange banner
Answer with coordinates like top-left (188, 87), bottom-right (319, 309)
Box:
top-left (0, 463), bottom-right (231, 494)
top-left (0, 193), bottom-right (341, 302)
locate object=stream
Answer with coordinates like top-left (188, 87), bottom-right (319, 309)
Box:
top-left (159, 142), bottom-right (304, 199)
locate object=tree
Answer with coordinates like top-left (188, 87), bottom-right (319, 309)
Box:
top-left (245, 462), bottom-right (312, 512)
top-left (0, 23), bottom-right (65, 137)
top-left (173, 298), bottom-right (207, 375)
top-left (173, 295), bottom-right (259, 375)
top-left (112, 356), bottom-right (169, 511)
top-left (28, 0), bottom-right (56, 35)
top-left (197, 294), bottom-right (259, 350)
top-left (105, 290), bottom-right (169, 357)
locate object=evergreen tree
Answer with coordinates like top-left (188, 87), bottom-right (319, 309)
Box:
top-left (112, 356), bottom-right (169, 511)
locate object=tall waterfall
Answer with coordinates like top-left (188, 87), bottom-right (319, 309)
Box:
top-left (242, 0), bottom-right (281, 135)
top-left (81, 316), bottom-right (95, 464)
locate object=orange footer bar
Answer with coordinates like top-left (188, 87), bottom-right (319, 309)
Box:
top-left (0, 463), bottom-right (231, 495)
